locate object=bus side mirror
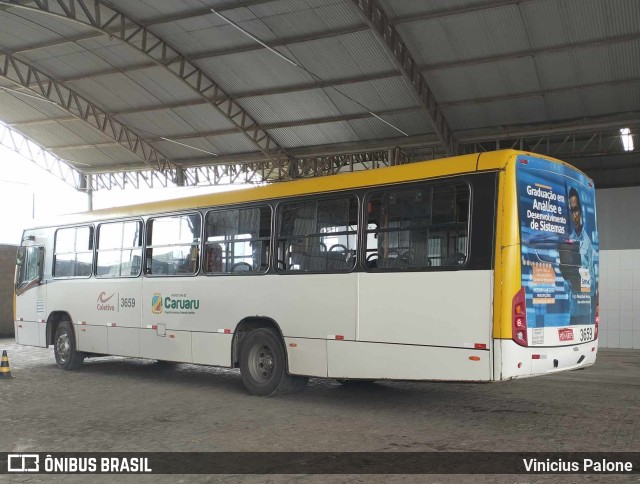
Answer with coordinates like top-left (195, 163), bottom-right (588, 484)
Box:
top-left (14, 247), bottom-right (26, 289)
top-left (37, 246), bottom-right (45, 280)
top-left (15, 246), bottom-right (45, 295)
top-left (16, 247), bottom-right (26, 267)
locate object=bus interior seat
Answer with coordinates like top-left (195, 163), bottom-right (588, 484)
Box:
top-left (445, 252), bottom-right (467, 267)
top-left (287, 238), bottom-right (326, 271)
top-left (326, 249), bottom-right (350, 271)
top-left (130, 255), bottom-right (141, 275)
top-left (151, 259), bottom-right (168, 275)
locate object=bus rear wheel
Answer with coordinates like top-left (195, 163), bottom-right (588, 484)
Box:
top-left (54, 321), bottom-right (85, 370)
top-left (239, 328), bottom-right (308, 396)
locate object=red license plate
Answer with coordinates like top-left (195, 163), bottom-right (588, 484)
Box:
top-left (558, 328), bottom-right (574, 341)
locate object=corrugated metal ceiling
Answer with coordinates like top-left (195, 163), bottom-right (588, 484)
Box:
top-left (0, 0), bottom-right (637, 185)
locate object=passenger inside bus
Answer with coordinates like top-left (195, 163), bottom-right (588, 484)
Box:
top-left (204, 243), bottom-right (223, 273)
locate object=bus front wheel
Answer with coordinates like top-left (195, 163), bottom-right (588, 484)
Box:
top-left (54, 321), bottom-right (85, 370)
top-left (239, 328), bottom-right (308, 396)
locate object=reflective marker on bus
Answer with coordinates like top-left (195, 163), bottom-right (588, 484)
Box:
top-left (13, 150), bottom-right (598, 396)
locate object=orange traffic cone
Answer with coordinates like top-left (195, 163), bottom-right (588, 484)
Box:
top-left (0, 350), bottom-right (13, 379)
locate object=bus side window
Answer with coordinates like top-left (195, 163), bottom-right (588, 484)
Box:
top-left (204, 205), bottom-right (271, 274)
top-left (365, 182), bottom-right (469, 271)
top-left (277, 196), bottom-right (357, 273)
top-left (96, 220), bottom-right (143, 278)
top-left (53, 226), bottom-right (94, 278)
top-left (146, 213), bottom-right (201, 276)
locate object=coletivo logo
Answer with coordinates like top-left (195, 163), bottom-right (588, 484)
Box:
top-left (98, 292), bottom-right (114, 304)
top-left (151, 293), bottom-right (163, 314)
top-left (97, 292), bottom-right (117, 311)
top-left (8, 454), bottom-right (39, 472)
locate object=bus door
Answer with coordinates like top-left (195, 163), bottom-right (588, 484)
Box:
top-left (92, 220), bottom-right (144, 357)
top-left (14, 242), bottom-right (47, 347)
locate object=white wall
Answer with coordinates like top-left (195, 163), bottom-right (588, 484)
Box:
top-left (596, 186), bottom-right (640, 349)
top-left (598, 250), bottom-right (640, 348)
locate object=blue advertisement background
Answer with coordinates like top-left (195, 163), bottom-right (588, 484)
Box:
top-left (516, 155), bottom-right (599, 328)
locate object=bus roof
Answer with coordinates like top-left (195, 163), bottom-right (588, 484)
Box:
top-left (26, 150), bottom-right (590, 229)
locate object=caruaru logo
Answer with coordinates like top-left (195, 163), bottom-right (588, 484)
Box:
top-left (151, 293), bottom-right (200, 314)
top-left (97, 292), bottom-right (116, 311)
top-left (151, 293), bottom-right (163, 314)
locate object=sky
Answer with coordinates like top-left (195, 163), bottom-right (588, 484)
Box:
top-left (0, 144), bottom-right (248, 245)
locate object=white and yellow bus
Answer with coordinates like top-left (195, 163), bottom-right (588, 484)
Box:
top-left (14, 150), bottom-right (599, 396)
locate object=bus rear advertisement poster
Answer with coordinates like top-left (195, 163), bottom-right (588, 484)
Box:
top-left (516, 154), bottom-right (598, 345)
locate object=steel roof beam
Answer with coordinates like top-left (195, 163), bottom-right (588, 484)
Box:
top-left (349, 0), bottom-right (457, 155)
top-left (137, 106), bottom-right (424, 143)
top-left (6, 0), bottom-right (276, 54)
top-left (9, 0), bottom-right (526, 53)
top-left (11, 75), bottom-right (640, 148)
top-left (112, 74), bottom-right (640, 118)
top-left (73, 118), bottom-right (638, 190)
top-left (68, 71), bottom-right (402, 116)
top-left (8, 0), bottom-right (527, 56)
top-left (44, 24), bottom-right (371, 82)
top-left (0, 120), bottom-right (85, 189)
top-left (3, 0), bottom-right (290, 165)
top-left (50, 141), bottom-right (122, 151)
top-left (169, 115), bottom-right (640, 165)
top-left (0, 51), bottom-right (175, 171)
top-left (392, 0), bottom-right (524, 25)
top-left (36, 30), bottom-right (640, 88)
top-left (10, 71), bottom-right (639, 127)
top-left (423, 32), bottom-right (640, 72)
top-left (441, 77), bottom-right (640, 108)
top-left (84, 149), bottom-right (406, 189)
top-left (8, 116), bottom-right (76, 127)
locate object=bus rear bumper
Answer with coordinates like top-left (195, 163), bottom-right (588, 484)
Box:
top-left (495, 338), bottom-right (598, 380)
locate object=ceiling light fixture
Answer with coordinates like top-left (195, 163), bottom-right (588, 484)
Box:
top-left (620, 128), bottom-right (634, 151)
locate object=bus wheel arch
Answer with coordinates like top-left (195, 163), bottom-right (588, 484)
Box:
top-left (232, 317), bottom-right (308, 396)
top-left (232, 317), bottom-right (285, 369)
top-left (46, 311), bottom-right (73, 347)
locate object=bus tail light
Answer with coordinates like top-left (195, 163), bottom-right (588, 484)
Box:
top-left (594, 295), bottom-right (600, 340)
top-left (512, 287), bottom-right (528, 347)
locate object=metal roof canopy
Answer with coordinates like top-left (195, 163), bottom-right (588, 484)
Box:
top-left (0, 0), bottom-right (638, 191)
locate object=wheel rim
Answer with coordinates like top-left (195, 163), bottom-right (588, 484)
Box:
top-left (247, 343), bottom-right (275, 383)
top-left (56, 331), bottom-right (71, 363)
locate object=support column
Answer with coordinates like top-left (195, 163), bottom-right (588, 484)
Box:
top-left (176, 167), bottom-right (185, 187)
top-left (80, 174), bottom-right (93, 211)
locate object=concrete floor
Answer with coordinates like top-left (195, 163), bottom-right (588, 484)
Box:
top-left (1, 339), bottom-right (638, 483)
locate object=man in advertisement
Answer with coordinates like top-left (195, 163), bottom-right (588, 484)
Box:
top-left (567, 187), bottom-right (596, 324)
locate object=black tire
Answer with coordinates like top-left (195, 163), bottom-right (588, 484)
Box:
top-left (54, 321), bottom-right (85, 370)
top-left (239, 328), bottom-right (308, 396)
